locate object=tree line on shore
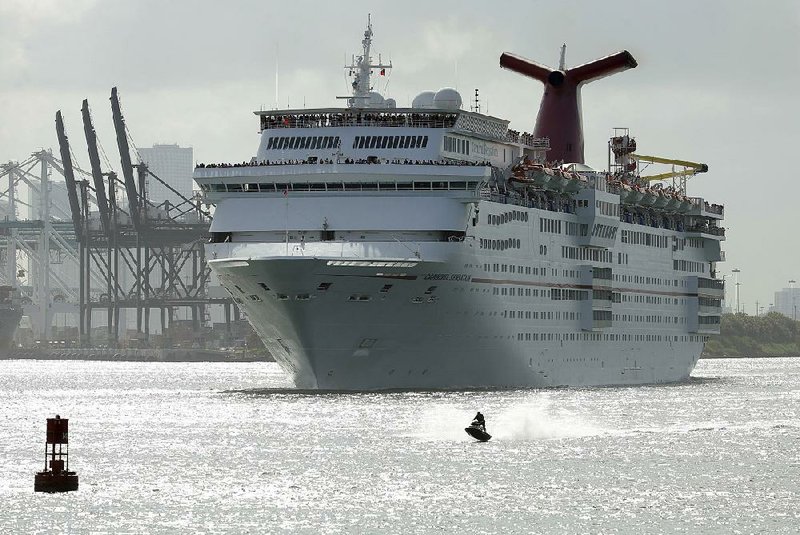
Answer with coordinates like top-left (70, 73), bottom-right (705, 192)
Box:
top-left (704, 312), bottom-right (800, 357)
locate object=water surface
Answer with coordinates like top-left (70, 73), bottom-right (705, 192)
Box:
top-left (1, 358), bottom-right (798, 533)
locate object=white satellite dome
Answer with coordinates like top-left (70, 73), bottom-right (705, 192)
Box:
top-left (433, 88), bottom-right (462, 110)
top-left (385, 98), bottom-right (397, 109)
top-left (367, 91), bottom-right (385, 107)
top-left (412, 91), bottom-right (436, 109)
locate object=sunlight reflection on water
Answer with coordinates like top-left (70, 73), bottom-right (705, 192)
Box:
top-left (1, 358), bottom-right (798, 533)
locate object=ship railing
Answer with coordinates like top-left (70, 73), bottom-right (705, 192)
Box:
top-left (688, 197), bottom-right (724, 215)
top-left (698, 277), bottom-right (725, 291)
top-left (686, 224), bottom-right (726, 237)
top-left (196, 158), bottom-right (492, 170)
top-left (503, 130), bottom-right (550, 149)
top-left (260, 111), bottom-right (459, 131)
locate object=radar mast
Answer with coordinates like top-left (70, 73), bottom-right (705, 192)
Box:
top-left (338, 14), bottom-right (392, 108)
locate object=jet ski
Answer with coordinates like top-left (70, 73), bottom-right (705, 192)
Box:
top-left (465, 420), bottom-right (491, 442)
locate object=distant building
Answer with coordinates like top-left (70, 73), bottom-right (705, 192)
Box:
top-left (137, 144), bottom-right (194, 208)
top-left (773, 287), bottom-right (800, 320)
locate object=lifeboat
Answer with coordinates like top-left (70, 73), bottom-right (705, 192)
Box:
top-left (652, 189), bottom-right (670, 208)
top-left (527, 166), bottom-right (554, 187)
top-left (664, 195), bottom-right (681, 210)
top-left (639, 187), bottom-right (658, 206)
top-left (623, 185), bottom-right (644, 204)
top-left (548, 168), bottom-right (568, 190)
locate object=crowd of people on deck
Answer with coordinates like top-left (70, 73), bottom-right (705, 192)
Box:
top-left (505, 129), bottom-right (547, 148)
top-left (196, 158), bottom-right (492, 169)
top-left (260, 111), bottom-right (459, 130)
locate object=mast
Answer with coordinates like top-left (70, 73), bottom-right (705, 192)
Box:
top-left (337, 14), bottom-right (392, 108)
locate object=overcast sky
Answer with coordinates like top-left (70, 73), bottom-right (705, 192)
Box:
top-left (1, 0), bottom-right (799, 312)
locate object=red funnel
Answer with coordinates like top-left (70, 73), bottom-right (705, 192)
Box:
top-left (500, 49), bottom-right (637, 164)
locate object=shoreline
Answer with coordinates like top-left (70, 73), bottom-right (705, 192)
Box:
top-left (701, 354), bottom-right (799, 359)
top-left (0, 348), bottom-right (274, 363)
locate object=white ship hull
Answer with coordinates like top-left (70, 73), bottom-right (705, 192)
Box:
top-left (209, 223), bottom-right (709, 390)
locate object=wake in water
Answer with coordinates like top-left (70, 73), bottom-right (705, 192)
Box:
top-left (491, 399), bottom-right (605, 440)
top-left (416, 397), bottom-right (605, 441)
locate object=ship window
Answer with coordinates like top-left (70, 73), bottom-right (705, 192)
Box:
top-left (310, 137), bottom-right (318, 149)
top-left (258, 283), bottom-right (270, 291)
top-left (369, 136), bottom-right (379, 149)
top-left (422, 136), bottom-right (429, 148)
top-left (413, 182), bottom-right (431, 190)
top-left (380, 136), bottom-right (388, 148)
top-left (381, 284), bottom-right (393, 293)
top-left (353, 136), bottom-right (360, 149)
top-left (227, 183), bottom-right (242, 192)
top-left (450, 181), bottom-right (466, 190)
top-left (410, 136), bottom-right (419, 149)
top-left (358, 136), bottom-right (366, 149)
top-left (403, 136), bottom-right (412, 148)
top-left (317, 282), bottom-right (332, 291)
top-left (392, 136), bottom-right (400, 148)
top-left (248, 294), bottom-right (262, 301)
top-left (267, 138), bottom-right (276, 149)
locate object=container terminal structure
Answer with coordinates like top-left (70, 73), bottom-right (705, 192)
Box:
top-left (45, 87), bottom-right (240, 347)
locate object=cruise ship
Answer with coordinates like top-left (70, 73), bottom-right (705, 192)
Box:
top-left (196, 18), bottom-right (725, 390)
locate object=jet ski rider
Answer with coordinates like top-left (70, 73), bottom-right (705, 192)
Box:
top-left (472, 411), bottom-right (486, 432)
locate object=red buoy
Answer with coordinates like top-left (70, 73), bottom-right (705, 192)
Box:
top-left (34, 415), bottom-right (79, 493)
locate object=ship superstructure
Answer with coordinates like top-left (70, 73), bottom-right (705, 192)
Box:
top-left (196, 19), bottom-right (725, 390)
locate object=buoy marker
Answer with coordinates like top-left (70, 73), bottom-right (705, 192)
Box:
top-left (34, 415), bottom-right (79, 493)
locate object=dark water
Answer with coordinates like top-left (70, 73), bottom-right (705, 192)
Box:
top-left (1, 358), bottom-right (798, 534)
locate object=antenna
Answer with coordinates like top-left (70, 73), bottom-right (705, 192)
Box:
top-left (274, 43), bottom-right (279, 110)
top-left (559, 43), bottom-right (567, 70)
top-left (472, 88), bottom-right (480, 114)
